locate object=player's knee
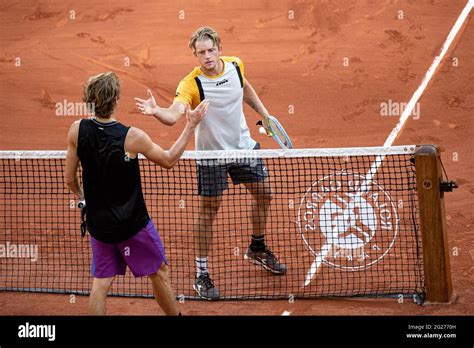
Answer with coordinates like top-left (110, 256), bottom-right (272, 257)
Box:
top-left (93, 276), bottom-right (114, 292)
top-left (202, 199), bottom-right (222, 214)
top-left (265, 189), bottom-right (273, 202)
top-left (255, 189), bottom-right (273, 204)
top-left (152, 264), bottom-right (170, 284)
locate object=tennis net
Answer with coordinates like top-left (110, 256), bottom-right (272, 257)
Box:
top-left (0, 146), bottom-right (424, 300)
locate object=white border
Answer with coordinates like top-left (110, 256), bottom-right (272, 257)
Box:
top-left (0, 145), bottom-right (416, 160)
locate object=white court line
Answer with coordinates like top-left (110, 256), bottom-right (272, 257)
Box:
top-left (383, 0), bottom-right (473, 148)
top-left (361, 0), bottom-right (473, 190)
top-left (303, 0), bottom-right (473, 287)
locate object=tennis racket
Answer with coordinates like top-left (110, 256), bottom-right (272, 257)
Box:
top-left (256, 115), bottom-right (293, 149)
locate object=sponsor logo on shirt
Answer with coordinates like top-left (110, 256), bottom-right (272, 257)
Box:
top-left (216, 79), bottom-right (228, 86)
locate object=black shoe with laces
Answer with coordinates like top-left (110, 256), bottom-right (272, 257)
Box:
top-left (244, 247), bottom-right (288, 275)
top-left (193, 273), bottom-right (220, 300)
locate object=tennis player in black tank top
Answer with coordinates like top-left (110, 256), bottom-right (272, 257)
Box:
top-left (64, 72), bottom-right (208, 315)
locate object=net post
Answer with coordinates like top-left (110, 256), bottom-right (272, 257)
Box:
top-left (414, 145), bottom-right (454, 304)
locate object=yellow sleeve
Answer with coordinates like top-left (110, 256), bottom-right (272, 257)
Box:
top-left (223, 56), bottom-right (246, 86)
top-left (174, 78), bottom-right (197, 108)
top-left (173, 69), bottom-right (201, 109)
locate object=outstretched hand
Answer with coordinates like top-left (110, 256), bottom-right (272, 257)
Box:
top-left (135, 89), bottom-right (158, 116)
top-left (186, 99), bottom-right (209, 128)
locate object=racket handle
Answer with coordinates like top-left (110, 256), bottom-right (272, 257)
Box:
top-left (258, 126), bottom-right (267, 135)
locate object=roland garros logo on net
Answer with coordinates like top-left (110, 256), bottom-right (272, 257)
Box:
top-left (297, 170), bottom-right (398, 286)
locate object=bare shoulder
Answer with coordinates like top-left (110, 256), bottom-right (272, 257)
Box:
top-left (127, 127), bottom-right (148, 142)
top-left (67, 120), bottom-right (81, 144)
top-left (69, 119), bottom-right (81, 132)
top-left (126, 127), bottom-right (152, 154)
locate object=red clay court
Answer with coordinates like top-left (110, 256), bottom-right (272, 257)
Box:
top-left (0, 0), bottom-right (473, 316)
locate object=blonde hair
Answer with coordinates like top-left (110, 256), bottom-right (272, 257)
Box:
top-left (83, 72), bottom-right (120, 118)
top-left (188, 27), bottom-right (221, 52)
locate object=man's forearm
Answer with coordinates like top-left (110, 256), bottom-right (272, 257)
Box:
top-left (244, 83), bottom-right (270, 119)
top-left (165, 124), bottom-right (195, 167)
top-left (153, 106), bottom-right (182, 126)
top-left (67, 178), bottom-right (84, 200)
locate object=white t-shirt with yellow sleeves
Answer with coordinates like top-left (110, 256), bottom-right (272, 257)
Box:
top-left (174, 56), bottom-right (256, 151)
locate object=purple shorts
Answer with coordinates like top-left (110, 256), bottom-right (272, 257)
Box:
top-left (90, 220), bottom-right (167, 278)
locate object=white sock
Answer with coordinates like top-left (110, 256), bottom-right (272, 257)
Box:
top-left (196, 257), bottom-right (208, 277)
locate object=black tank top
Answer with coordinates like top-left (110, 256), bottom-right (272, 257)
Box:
top-left (77, 118), bottom-right (149, 243)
